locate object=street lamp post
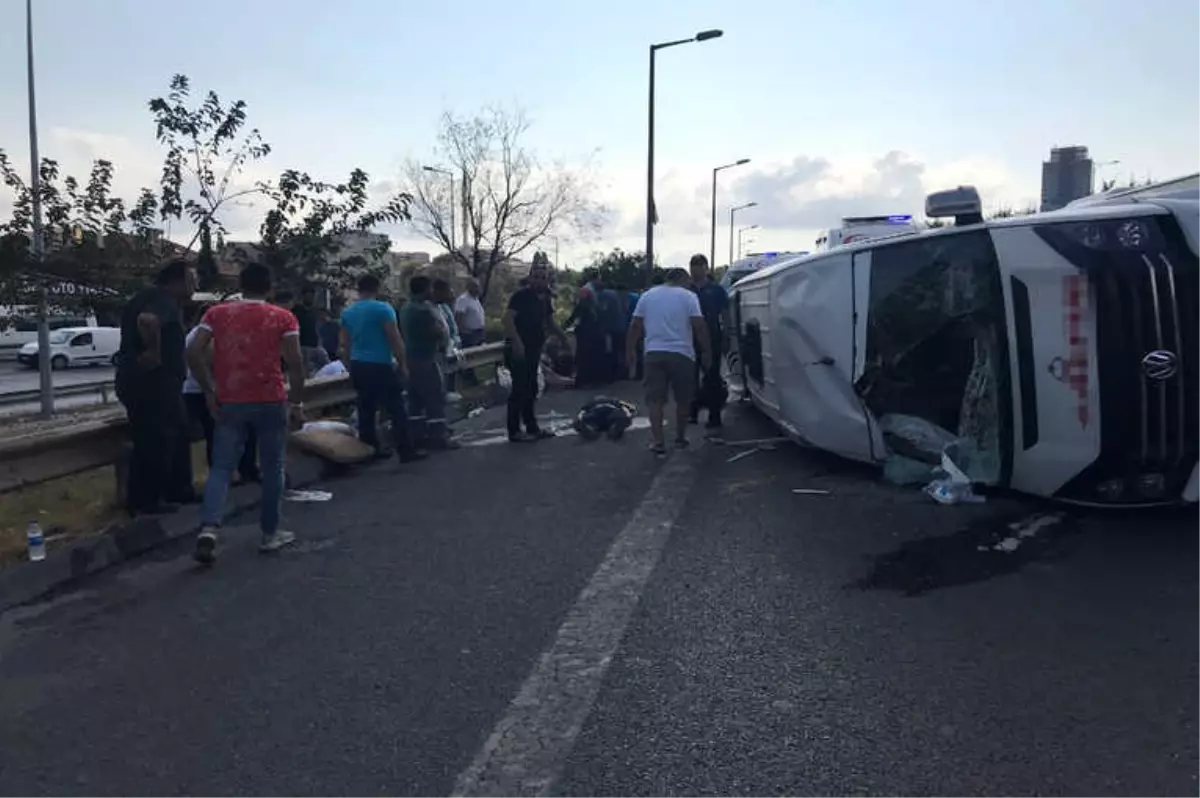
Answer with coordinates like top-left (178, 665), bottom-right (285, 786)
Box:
top-left (728, 202), bottom-right (757, 267)
top-left (737, 224), bottom-right (759, 259)
top-left (25, 0), bottom-right (52, 418)
top-left (645, 28), bottom-right (723, 286)
top-left (709, 158), bottom-right (750, 270)
top-left (422, 165), bottom-right (456, 252)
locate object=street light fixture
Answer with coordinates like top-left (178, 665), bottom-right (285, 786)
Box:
top-left (645, 28), bottom-right (725, 285)
top-left (422, 165), bottom-right (456, 251)
top-left (710, 158), bottom-right (750, 269)
top-left (729, 202), bottom-right (757, 266)
top-left (737, 224), bottom-right (759, 259)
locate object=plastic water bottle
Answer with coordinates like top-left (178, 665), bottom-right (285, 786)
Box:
top-left (27, 522), bottom-right (46, 562)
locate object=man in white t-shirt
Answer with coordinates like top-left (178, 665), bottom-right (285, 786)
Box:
top-left (454, 278), bottom-right (486, 348)
top-left (626, 267), bottom-right (712, 456)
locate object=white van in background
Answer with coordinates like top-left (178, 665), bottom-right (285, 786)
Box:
top-left (814, 214), bottom-right (922, 252)
top-left (720, 251), bottom-right (808, 293)
top-left (17, 327), bottom-right (121, 370)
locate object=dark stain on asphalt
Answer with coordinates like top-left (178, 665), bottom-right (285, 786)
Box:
top-left (852, 511), bottom-right (1082, 596)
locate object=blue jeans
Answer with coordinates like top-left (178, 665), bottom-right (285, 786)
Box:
top-left (201, 401), bottom-right (288, 536)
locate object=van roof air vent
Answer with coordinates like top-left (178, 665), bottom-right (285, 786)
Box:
top-left (926, 186), bottom-right (983, 226)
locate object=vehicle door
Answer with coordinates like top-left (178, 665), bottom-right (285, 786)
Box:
top-left (768, 251), bottom-right (882, 462)
top-left (69, 332), bottom-right (96, 365)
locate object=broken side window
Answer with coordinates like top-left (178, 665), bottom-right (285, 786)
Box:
top-left (855, 230), bottom-right (1012, 484)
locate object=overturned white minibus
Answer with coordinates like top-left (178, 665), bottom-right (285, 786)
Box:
top-left (729, 179), bottom-right (1199, 506)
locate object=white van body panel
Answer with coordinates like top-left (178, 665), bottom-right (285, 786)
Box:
top-left (18, 326), bottom-right (120, 369)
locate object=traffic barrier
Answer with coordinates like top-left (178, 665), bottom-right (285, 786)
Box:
top-left (0, 380), bottom-right (116, 408)
top-left (0, 342), bottom-right (506, 494)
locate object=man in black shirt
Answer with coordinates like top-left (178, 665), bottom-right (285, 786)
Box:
top-left (289, 286), bottom-right (327, 373)
top-left (502, 264), bottom-right (567, 443)
top-left (114, 259), bottom-right (195, 515)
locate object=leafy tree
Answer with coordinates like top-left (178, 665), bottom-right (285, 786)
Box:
top-left (0, 153), bottom-right (164, 324)
top-left (258, 168), bottom-right (411, 293)
top-left (987, 204), bottom-right (1038, 220)
top-left (403, 106), bottom-right (607, 300)
top-left (587, 248), bottom-right (663, 289)
top-left (147, 74), bottom-right (271, 250)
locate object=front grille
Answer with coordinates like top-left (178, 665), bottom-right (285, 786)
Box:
top-left (1039, 215), bottom-right (1199, 503)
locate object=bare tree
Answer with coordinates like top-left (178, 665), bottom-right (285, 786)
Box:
top-left (403, 106), bottom-right (606, 299)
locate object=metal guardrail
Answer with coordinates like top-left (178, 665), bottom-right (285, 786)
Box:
top-left (0, 342), bottom-right (507, 494)
top-left (0, 380), bottom-right (116, 408)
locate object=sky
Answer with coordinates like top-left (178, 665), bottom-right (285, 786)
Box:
top-left (0, 0), bottom-right (1197, 270)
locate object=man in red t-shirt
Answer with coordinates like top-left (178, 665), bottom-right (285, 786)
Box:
top-left (186, 263), bottom-right (307, 564)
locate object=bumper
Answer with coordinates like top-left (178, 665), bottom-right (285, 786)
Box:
top-left (16, 354), bottom-right (37, 367)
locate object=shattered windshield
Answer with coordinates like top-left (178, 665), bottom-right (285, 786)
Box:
top-left (855, 230), bottom-right (1011, 483)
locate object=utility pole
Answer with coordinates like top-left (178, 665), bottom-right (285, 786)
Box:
top-left (26, 0), bottom-right (53, 418)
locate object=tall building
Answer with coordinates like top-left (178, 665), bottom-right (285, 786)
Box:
top-left (1040, 145), bottom-right (1094, 211)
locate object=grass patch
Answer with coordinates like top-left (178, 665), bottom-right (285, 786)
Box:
top-left (0, 442), bottom-right (210, 567)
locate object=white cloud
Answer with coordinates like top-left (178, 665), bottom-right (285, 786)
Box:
top-left (583, 150), bottom-right (1038, 267)
top-left (2, 129), bottom-right (1041, 270)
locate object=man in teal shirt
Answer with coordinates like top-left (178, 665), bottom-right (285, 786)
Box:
top-left (339, 274), bottom-right (424, 462)
top-left (399, 275), bottom-right (454, 449)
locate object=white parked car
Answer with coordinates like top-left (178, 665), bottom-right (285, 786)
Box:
top-left (729, 178), bottom-right (1199, 507)
top-left (18, 326), bottom-right (121, 370)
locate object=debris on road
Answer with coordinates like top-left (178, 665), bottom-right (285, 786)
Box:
top-left (715, 436), bottom-right (790, 448)
top-left (924, 452), bottom-right (986, 505)
top-left (573, 397), bottom-right (636, 441)
top-left (726, 448), bottom-right (761, 464)
top-left (284, 489), bottom-right (333, 503)
top-left (977, 513), bottom-right (1065, 553)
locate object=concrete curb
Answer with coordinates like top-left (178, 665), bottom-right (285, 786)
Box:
top-left (0, 452), bottom-right (328, 614)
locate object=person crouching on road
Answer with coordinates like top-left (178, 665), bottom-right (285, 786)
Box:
top-left (400, 275), bottom-right (457, 450)
top-left (339, 273), bottom-right (425, 463)
top-left (625, 267), bottom-right (712, 457)
top-left (187, 262), bottom-right (307, 564)
top-left (502, 263), bottom-right (569, 443)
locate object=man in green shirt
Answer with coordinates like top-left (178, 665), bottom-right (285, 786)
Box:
top-left (399, 275), bottom-right (455, 449)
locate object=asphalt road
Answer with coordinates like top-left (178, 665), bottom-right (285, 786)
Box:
top-left (0, 358), bottom-right (115, 393)
top-left (0, 388), bottom-right (1195, 796)
top-left (0, 360), bottom-right (117, 418)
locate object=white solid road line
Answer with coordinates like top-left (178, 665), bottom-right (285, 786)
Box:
top-left (450, 448), bottom-right (702, 797)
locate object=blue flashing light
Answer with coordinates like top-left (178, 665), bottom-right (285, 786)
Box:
top-left (887, 214), bottom-right (913, 224)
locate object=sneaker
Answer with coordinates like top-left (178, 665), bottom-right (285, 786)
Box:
top-left (509, 432), bottom-right (538, 443)
top-left (674, 437), bottom-right (690, 450)
top-left (259, 529), bottom-right (296, 553)
top-left (194, 527), bottom-right (219, 565)
top-left (705, 417), bottom-right (723, 430)
top-left (531, 429), bottom-right (556, 440)
top-left (650, 442), bottom-right (668, 459)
